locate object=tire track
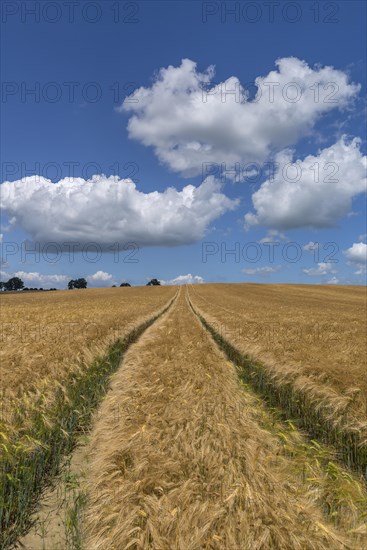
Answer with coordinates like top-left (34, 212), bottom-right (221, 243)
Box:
top-left (83, 288), bottom-right (354, 549)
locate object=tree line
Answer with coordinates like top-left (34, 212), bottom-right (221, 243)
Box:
top-left (0, 277), bottom-right (57, 292)
top-left (0, 277), bottom-right (25, 291)
top-left (68, 278), bottom-right (161, 288)
top-left (0, 276), bottom-right (162, 291)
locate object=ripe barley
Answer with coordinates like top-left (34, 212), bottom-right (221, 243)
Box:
top-left (83, 289), bottom-right (365, 549)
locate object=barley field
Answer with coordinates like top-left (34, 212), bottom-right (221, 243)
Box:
top-left (0, 286), bottom-right (176, 547)
top-left (189, 284), bottom-right (367, 472)
top-left (1, 283), bottom-right (366, 549)
top-left (188, 284), bottom-right (367, 411)
top-left (83, 289), bottom-right (366, 550)
top-left (1, 286), bottom-right (176, 398)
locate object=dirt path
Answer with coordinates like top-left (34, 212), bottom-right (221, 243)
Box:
top-left (16, 441), bottom-right (88, 550)
top-left (82, 288), bottom-right (352, 549)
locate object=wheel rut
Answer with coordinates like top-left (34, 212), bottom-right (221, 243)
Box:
top-left (82, 288), bottom-right (356, 550)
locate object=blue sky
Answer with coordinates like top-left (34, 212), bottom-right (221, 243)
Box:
top-left (1, 0), bottom-right (366, 287)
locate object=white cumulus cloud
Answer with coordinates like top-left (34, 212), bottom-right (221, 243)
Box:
top-left (242, 265), bottom-right (280, 275)
top-left (344, 242), bottom-right (367, 264)
top-left (303, 262), bottom-right (337, 276)
top-left (326, 276), bottom-right (339, 284)
top-left (244, 137), bottom-right (366, 229)
top-left (303, 241), bottom-right (320, 252)
top-left (87, 271), bottom-right (113, 283)
top-left (122, 57), bottom-right (359, 177)
top-left (0, 175), bottom-right (238, 248)
top-left (344, 242), bottom-right (367, 275)
top-left (0, 270), bottom-right (68, 288)
top-left (161, 274), bottom-right (205, 285)
top-left (258, 230), bottom-right (287, 243)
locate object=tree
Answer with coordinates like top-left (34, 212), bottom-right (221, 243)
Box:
top-left (5, 277), bottom-right (24, 291)
top-left (75, 278), bottom-right (87, 289)
top-left (120, 282), bottom-right (131, 287)
top-left (68, 278), bottom-right (87, 289)
top-left (0, 282), bottom-right (5, 291)
top-left (146, 278), bottom-right (161, 286)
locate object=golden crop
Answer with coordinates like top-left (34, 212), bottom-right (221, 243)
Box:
top-left (83, 288), bottom-right (366, 549)
top-left (188, 283), bottom-right (367, 471)
top-left (1, 286), bottom-right (176, 400)
top-left (0, 286), bottom-right (176, 547)
top-left (1, 283), bottom-right (366, 548)
top-left (188, 284), bottom-right (367, 404)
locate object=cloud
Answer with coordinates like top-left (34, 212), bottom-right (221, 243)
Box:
top-left (0, 270), bottom-right (68, 288)
top-left (358, 233), bottom-right (367, 241)
top-left (87, 271), bottom-right (113, 283)
top-left (344, 242), bottom-right (367, 275)
top-left (245, 137), bottom-right (366, 229)
top-left (0, 269), bottom-right (118, 288)
top-left (242, 265), bottom-right (280, 275)
top-left (326, 276), bottom-right (339, 284)
top-left (303, 262), bottom-right (337, 276)
top-left (344, 242), bottom-right (367, 264)
top-left (161, 273), bottom-right (204, 285)
top-left (0, 175), bottom-right (238, 248)
top-left (122, 57), bottom-right (359, 177)
top-left (303, 241), bottom-right (320, 252)
top-left (258, 229), bottom-right (287, 243)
